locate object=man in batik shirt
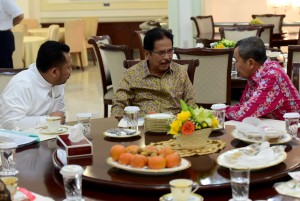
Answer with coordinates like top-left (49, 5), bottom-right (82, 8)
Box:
top-left (111, 28), bottom-right (196, 118)
top-left (226, 36), bottom-right (300, 121)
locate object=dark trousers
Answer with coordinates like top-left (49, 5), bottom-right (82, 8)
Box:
top-left (0, 30), bottom-right (15, 68)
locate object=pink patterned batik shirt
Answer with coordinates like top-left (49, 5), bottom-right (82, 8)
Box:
top-left (226, 60), bottom-right (300, 121)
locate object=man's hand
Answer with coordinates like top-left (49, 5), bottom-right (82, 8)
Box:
top-left (49, 111), bottom-right (66, 124)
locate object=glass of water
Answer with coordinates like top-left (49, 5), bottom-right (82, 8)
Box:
top-left (123, 106), bottom-right (140, 131)
top-left (230, 168), bottom-right (250, 201)
top-left (60, 165), bottom-right (84, 201)
top-left (0, 142), bottom-right (18, 176)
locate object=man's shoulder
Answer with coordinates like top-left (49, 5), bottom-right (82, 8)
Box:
top-left (170, 61), bottom-right (189, 74)
top-left (124, 61), bottom-right (145, 74)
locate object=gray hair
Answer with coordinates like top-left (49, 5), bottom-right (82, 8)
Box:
top-left (235, 36), bottom-right (267, 65)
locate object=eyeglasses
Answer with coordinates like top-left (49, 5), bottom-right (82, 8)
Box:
top-left (151, 49), bottom-right (174, 57)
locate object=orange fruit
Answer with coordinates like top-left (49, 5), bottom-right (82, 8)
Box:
top-left (126, 145), bottom-right (140, 154)
top-left (148, 155), bottom-right (166, 169)
top-left (165, 153), bottom-right (181, 168)
top-left (130, 154), bottom-right (147, 168)
top-left (110, 144), bottom-right (126, 161)
top-left (118, 152), bottom-right (133, 165)
top-left (158, 146), bottom-right (174, 157)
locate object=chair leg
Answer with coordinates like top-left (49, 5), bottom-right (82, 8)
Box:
top-left (104, 103), bottom-right (108, 118)
top-left (78, 52), bottom-right (84, 71)
top-left (89, 48), bottom-right (96, 66)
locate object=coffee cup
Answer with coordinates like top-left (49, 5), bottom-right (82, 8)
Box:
top-left (0, 176), bottom-right (18, 197)
top-left (169, 179), bottom-right (199, 201)
top-left (46, 116), bottom-right (61, 132)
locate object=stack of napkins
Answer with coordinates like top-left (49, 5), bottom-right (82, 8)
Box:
top-left (236, 117), bottom-right (285, 141)
top-left (274, 171), bottom-right (300, 198)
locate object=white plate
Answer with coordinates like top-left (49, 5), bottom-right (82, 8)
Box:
top-left (217, 146), bottom-right (287, 170)
top-left (145, 113), bottom-right (174, 119)
top-left (232, 129), bottom-right (292, 144)
top-left (107, 157), bottom-right (191, 175)
top-left (103, 128), bottom-right (141, 138)
top-left (274, 179), bottom-right (300, 198)
top-left (40, 127), bottom-right (68, 134)
top-left (159, 193), bottom-right (204, 201)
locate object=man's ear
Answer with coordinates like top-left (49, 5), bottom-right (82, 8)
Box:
top-left (49, 67), bottom-right (58, 77)
top-left (248, 58), bottom-right (256, 70)
top-left (144, 50), bottom-right (150, 59)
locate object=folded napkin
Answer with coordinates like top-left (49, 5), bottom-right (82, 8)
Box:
top-left (236, 117), bottom-right (285, 139)
top-left (118, 117), bottom-right (144, 127)
top-left (228, 142), bottom-right (286, 168)
top-left (68, 123), bottom-right (85, 142)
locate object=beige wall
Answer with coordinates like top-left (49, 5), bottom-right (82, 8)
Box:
top-left (21, 0), bottom-right (168, 23)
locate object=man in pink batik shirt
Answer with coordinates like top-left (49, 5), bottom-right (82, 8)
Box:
top-left (226, 37), bottom-right (300, 121)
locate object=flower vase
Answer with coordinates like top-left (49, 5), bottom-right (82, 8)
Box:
top-left (177, 128), bottom-right (213, 149)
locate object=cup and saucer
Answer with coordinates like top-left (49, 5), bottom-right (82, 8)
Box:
top-left (159, 193), bottom-right (203, 201)
top-left (40, 126), bottom-right (68, 134)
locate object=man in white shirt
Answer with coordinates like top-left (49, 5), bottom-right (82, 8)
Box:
top-left (0, 41), bottom-right (73, 130)
top-left (0, 0), bottom-right (24, 68)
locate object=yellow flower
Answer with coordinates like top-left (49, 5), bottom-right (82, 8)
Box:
top-left (169, 119), bottom-right (182, 135)
top-left (177, 111), bottom-right (191, 122)
top-left (214, 43), bottom-right (225, 49)
top-left (211, 117), bottom-right (219, 128)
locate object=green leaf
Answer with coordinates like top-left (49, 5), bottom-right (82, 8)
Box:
top-left (180, 99), bottom-right (189, 111)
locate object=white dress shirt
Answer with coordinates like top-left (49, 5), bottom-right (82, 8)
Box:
top-left (0, 64), bottom-right (65, 130)
top-left (0, 0), bottom-right (23, 30)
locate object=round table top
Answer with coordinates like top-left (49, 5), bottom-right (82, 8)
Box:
top-left (16, 118), bottom-right (300, 201)
top-left (53, 118), bottom-right (300, 193)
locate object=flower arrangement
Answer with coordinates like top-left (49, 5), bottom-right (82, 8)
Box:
top-left (168, 100), bottom-right (219, 137)
top-left (210, 39), bottom-right (236, 49)
top-left (250, 18), bottom-right (264, 25)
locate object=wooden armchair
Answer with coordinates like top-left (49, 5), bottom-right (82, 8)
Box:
top-left (88, 36), bottom-right (131, 117)
top-left (292, 63), bottom-right (300, 90)
top-left (134, 30), bottom-right (146, 59)
top-left (190, 15), bottom-right (219, 47)
top-left (0, 68), bottom-right (25, 93)
top-left (174, 47), bottom-right (233, 108)
top-left (219, 26), bottom-right (262, 42)
top-left (251, 14), bottom-right (285, 35)
top-left (287, 45), bottom-right (300, 79)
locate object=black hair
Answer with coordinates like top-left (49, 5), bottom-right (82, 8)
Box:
top-left (36, 41), bottom-right (70, 73)
top-left (235, 36), bottom-right (267, 65)
top-left (143, 28), bottom-right (173, 51)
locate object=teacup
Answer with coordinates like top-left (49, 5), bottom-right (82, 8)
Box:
top-left (0, 176), bottom-right (18, 198)
top-left (46, 116), bottom-right (61, 132)
top-left (169, 179), bottom-right (199, 201)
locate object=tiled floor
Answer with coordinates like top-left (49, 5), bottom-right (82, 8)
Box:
top-left (64, 64), bottom-right (105, 122)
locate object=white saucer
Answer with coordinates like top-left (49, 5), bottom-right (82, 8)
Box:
top-left (159, 193), bottom-right (203, 201)
top-left (40, 127), bottom-right (68, 134)
top-left (229, 198), bottom-right (251, 201)
top-left (103, 128), bottom-right (141, 138)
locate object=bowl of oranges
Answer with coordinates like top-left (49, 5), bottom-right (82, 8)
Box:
top-left (107, 144), bottom-right (191, 175)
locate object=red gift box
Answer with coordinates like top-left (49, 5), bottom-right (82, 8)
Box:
top-left (56, 134), bottom-right (93, 158)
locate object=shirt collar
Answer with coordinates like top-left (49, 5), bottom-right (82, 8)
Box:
top-left (142, 60), bottom-right (174, 79)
